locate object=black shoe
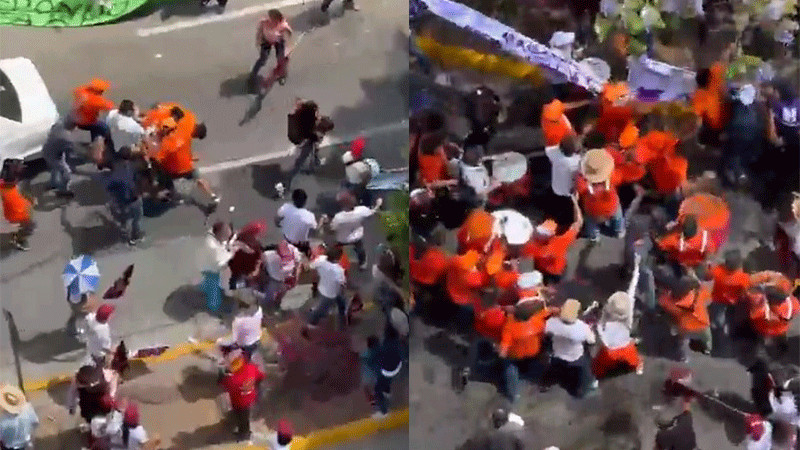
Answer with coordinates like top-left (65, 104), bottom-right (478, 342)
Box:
top-left (278, 77), bottom-right (287, 86)
top-left (55, 190), bottom-right (75, 198)
top-left (13, 240), bottom-right (29, 251)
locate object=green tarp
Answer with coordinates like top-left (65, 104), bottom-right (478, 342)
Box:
top-left (0, 0), bottom-right (148, 27)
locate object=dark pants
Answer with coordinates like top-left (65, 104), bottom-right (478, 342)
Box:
top-left (308, 293), bottom-right (347, 327)
top-left (14, 220), bottom-right (35, 244)
top-left (285, 140), bottom-right (319, 189)
top-left (375, 372), bottom-right (395, 414)
top-left (321, 0), bottom-right (354, 11)
top-left (502, 355), bottom-right (548, 403)
top-left (544, 189), bottom-right (575, 228)
top-left (546, 354), bottom-right (595, 398)
top-left (231, 407), bottom-right (251, 441)
top-left (250, 40), bottom-right (285, 84)
top-left (340, 240), bottom-right (367, 266)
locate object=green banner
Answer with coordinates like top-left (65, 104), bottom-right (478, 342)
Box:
top-left (0, 0), bottom-right (148, 27)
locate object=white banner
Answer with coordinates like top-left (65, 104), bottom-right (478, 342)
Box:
top-left (412, 0), bottom-right (698, 101)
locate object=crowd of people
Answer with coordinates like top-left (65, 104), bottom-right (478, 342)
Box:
top-left (0, 5), bottom-right (409, 447)
top-left (409, 27), bottom-right (800, 447)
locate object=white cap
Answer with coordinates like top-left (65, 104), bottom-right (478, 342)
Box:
top-left (738, 84), bottom-right (756, 106)
top-left (342, 151), bottom-right (355, 165)
top-left (549, 31), bottom-right (575, 48)
top-left (517, 271), bottom-right (543, 289)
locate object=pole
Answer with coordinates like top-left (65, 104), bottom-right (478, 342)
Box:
top-left (3, 309), bottom-right (25, 394)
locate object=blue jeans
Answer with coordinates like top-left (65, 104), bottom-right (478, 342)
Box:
top-left (117, 198), bottom-right (143, 240)
top-left (46, 154), bottom-right (71, 192)
top-left (583, 206), bottom-right (624, 239)
top-left (502, 355), bottom-right (548, 403)
top-left (308, 293), bottom-right (346, 327)
top-left (250, 40), bottom-right (286, 82)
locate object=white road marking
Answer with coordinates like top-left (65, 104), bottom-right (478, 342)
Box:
top-left (136, 0), bottom-right (309, 37)
top-left (199, 119), bottom-right (408, 174)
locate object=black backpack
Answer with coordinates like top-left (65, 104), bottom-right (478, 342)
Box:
top-left (287, 112), bottom-right (304, 145)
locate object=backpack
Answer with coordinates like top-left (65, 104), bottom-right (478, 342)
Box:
top-left (287, 112), bottom-right (304, 145)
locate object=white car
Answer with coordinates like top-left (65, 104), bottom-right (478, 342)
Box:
top-left (0, 57), bottom-right (60, 162)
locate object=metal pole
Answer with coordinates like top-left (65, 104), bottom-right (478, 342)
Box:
top-left (3, 309), bottom-right (25, 394)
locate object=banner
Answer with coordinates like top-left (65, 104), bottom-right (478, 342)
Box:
top-left (0, 0), bottom-right (148, 27)
top-left (411, 0), bottom-right (605, 94)
top-left (412, 0), bottom-right (697, 101)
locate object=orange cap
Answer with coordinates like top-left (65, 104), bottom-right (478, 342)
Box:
top-left (603, 82), bottom-right (629, 104)
top-left (457, 250), bottom-right (481, 270)
top-left (542, 100), bottom-right (565, 122)
top-left (160, 117), bottom-right (177, 130)
top-left (88, 78), bottom-right (110, 92)
top-left (536, 219), bottom-right (558, 237)
top-left (619, 124), bottom-right (639, 148)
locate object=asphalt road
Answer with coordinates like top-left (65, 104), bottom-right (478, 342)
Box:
top-left (1, 0), bottom-right (408, 168)
top-left (330, 429), bottom-right (409, 450)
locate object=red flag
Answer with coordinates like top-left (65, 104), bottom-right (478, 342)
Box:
top-left (103, 264), bottom-right (134, 299)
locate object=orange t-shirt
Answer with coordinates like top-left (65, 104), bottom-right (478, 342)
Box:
top-left (417, 150), bottom-right (450, 184)
top-left (156, 130), bottom-right (194, 176)
top-left (691, 63), bottom-right (727, 130)
top-left (657, 230), bottom-right (709, 267)
top-left (445, 258), bottom-right (486, 306)
top-left (499, 308), bottom-right (552, 359)
top-left (410, 246), bottom-right (450, 286)
top-left (457, 210), bottom-right (494, 253)
top-left (542, 116), bottom-right (575, 147)
top-left (474, 305), bottom-right (507, 342)
top-left (749, 294), bottom-right (800, 337)
top-left (709, 265), bottom-right (751, 305)
top-left (0, 183), bottom-right (31, 224)
top-left (659, 287), bottom-right (711, 333)
top-left (576, 172), bottom-right (622, 219)
top-left (649, 153), bottom-right (688, 194)
top-left (493, 268), bottom-right (520, 291)
top-left (72, 87), bottom-right (114, 126)
top-left (523, 227), bottom-right (579, 276)
top-left (608, 147), bottom-right (646, 183)
top-left (637, 131), bottom-right (679, 164)
top-left (142, 103), bottom-right (197, 137)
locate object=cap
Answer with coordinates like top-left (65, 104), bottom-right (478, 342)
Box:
top-left (350, 137), bottom-right (366, 159)
top-left (542, 99), bottom-right (565, 122)
top-left (536, 219), bottom-right (558, 238)
top-left (96, 304), bottom-right (115, 322)
top-left (619, 124), bottom-right (639, 148)
top-left (517, 271), bottom-right (543, 289)
top-left (88, 78), bottom-right (110, 92)
top-left (277, 419), bottom-right (294, 439)
top-left (160, 117), bottom-right (177, 131)
top-left (744, 414), bottom-right (766, 440)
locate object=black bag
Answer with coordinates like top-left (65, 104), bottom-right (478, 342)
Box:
top-left (288, 112), bottom-right (304, 145)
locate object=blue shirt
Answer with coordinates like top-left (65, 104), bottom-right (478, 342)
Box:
top-left (0, 403), bottom-right (39, 448)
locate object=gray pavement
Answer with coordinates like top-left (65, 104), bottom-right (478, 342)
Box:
top-left (330, 429), bottom-right (409, 450)
top-left (2, 0), bottom-right (407, 167)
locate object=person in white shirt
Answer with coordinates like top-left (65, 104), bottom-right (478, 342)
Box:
top-left (198, 222), bottom-right (251, 314)
top-left (329, 192), bottom-right (382, 270)
top-left (544, 299), bottom-right (598, 397)
top-left (104, 402), bottom-right (158, 450)
top-left (262, 240), bottom-right (302, 309)
top-left (307, 246), bottom-right (347, 329)
top-left (0, 385), bottom-right (39, 450)
top-left (231, 303), bottom-right (263, 362)
top-left (744, 413), bottom-right (773, 450)
top-left (458, 146), bottom-right (494, 206)
top-left (594, 254), bottom-right (644, 378)
top-left (85, 303), bottom-right (115, 366)
top-left (545, 134), bottom-right (583, 227)
top-left (275, 189), bottom-right (317, 255)
top-left (106, 100), bottom-right (145, 157)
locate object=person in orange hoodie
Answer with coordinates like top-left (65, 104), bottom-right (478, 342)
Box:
top-left (747, 285), bottom-right (800, 356)
top-left (445, 250), bottom-right (486, 309)
top-left (692, 61), bottom-right (729, 149)
top-left (708, 250), bottom-right (750, 337)
top-left (0, 160), bottom-right (35, 251)
top-left (416, 131), bottom-right (450, 186)
top-left (541, 99), bottom-right (576, 147)
top-left (150, 117), bottom-right (217, 206)
top-left (410, 231), bottom-right (451, 317)
top-left (596, 82), bottom-right (635, 144)
top-left (648, 147), bottom-right (689, 220)
top-left (72, 78), bottom-right (115, 149)
top-left (522, 195), bottom-right (583, 285)
top-left (461, 291), bottom-right (508, 390)
top-left (659, 276), bottom-right (712, 362)
top-left (657, 215), bottom-right (711, 273)
top-left (575, 149), bottom-right (624, 241)
top-left (457, 209), bottom-right (495, 254)
top-left (608, 124), bottom-right (646, 185)
top-left (498, 300), bottom-right (556, 403)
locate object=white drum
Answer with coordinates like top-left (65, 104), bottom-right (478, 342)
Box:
top-left (492, 209), bottom-right (533, 245)
top-left (489, 152), bottom-right (527, 183)
top-left (364, 158), bottom-right (381, 177)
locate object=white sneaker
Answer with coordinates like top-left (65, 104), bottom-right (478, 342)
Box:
top-left (371, 411), bottom-right (387, 419)
top-left (636, 363), bottom-right (644, 375)
top-left (591, 380), bottom-right (599, 389)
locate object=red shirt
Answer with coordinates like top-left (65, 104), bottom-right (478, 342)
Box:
top-left (576, 171), bottom-right (623, 219)
top-left (474, 305), bottom-right (507, 342)
top-left (222, 362), bottom-right (265, 409)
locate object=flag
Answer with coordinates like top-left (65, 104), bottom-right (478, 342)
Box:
top-left (111, 341), bottom-right (129, 375)
top-left (103, 264), bottom-right (134, 299)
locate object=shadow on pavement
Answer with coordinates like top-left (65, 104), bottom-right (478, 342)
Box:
top-left (59, 207), bottom-right (124, 255)
top-left (219, 73), bottom-right (252, 98)
top-left (19, 328), bottom-right (83, 365)
top-left (45, 379), bottom-right (71, 408)
top-left (250, 164), bottom-right (283, 200)
top-left (162, 285), bottom-right (209, 322)
top-left (695, 390), bottom-right (753, 447)
top-left (168, 421), bottom-right (231, 450)
top-left (176, 365), bottom-right (222, 403)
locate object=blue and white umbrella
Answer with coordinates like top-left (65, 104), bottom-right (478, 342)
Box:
top-left (62, 255), bottom-right (101, 297)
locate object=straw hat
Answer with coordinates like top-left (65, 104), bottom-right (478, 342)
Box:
top-left (542, 100), bottom-right (565, 122)
top-left (560, 299), bottom-right (581, 323)
top-left (0, 385), bottom-right (26, 415)
top-left (517, 271), bottom-right (543, 289)
top-left (581, 149), bottom-right (615, 184)
top-left (604, 291), bottom-right (631, 322)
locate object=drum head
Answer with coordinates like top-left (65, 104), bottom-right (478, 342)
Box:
top-left (491, 152), bottom-right (528, 183)
top-left (492, 209), bottom-right (533, 245)
top-left (579, 57), bottom-right (611, 83)
top-left (679, 193), bottom-right (730, 231)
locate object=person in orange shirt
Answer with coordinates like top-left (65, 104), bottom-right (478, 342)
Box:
top-left (708, 250), bottom-right (750, 337)
top-left (522, 195), bottom-right (583, 285)
top-left (72, 78), bottom-right (115, 150)
top-left (637, 128), bottom-right (679, 166)
top-left (692, 62), bottom-right (729, 148)
top-left (747, 285), bottom-right (800, 356)
top-left (152, 118), bottom-right (217, 206)
top-left (608, 124), bottom-right (646, 184)
top-left (541, 99), bottom-right (577, 147)
top-left (498, 301), bottom-right (555, 403)
top-left (659, 276), bottom-right (712, 362)
top-left (657, 215), bottom-right (711, 272)
top-left (648, 150), bottom-right (688, 219)
top-left (409, 231), bottom-right (450, 288)
top-left (416, 131), bottom-right (450, 185)
top-left (0, 161), bottom-right (35, 251)
top-left (445, 250), bottom-right (486, 308)
top-left (461, 292), bottom-right (508, 390)
top-left (457, 209), bottom-right (495, 254)
top-left (575, 148), bottom-right (624, 241)
top-left (596, 82), bottom-right (635, 143)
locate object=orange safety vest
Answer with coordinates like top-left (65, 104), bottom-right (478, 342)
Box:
top-left (1, 183), bottom-right (31, 224)
top-left (659, 286), bottom-right (711, 333)
top-left (749, 294), bottom-right (800, 337)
